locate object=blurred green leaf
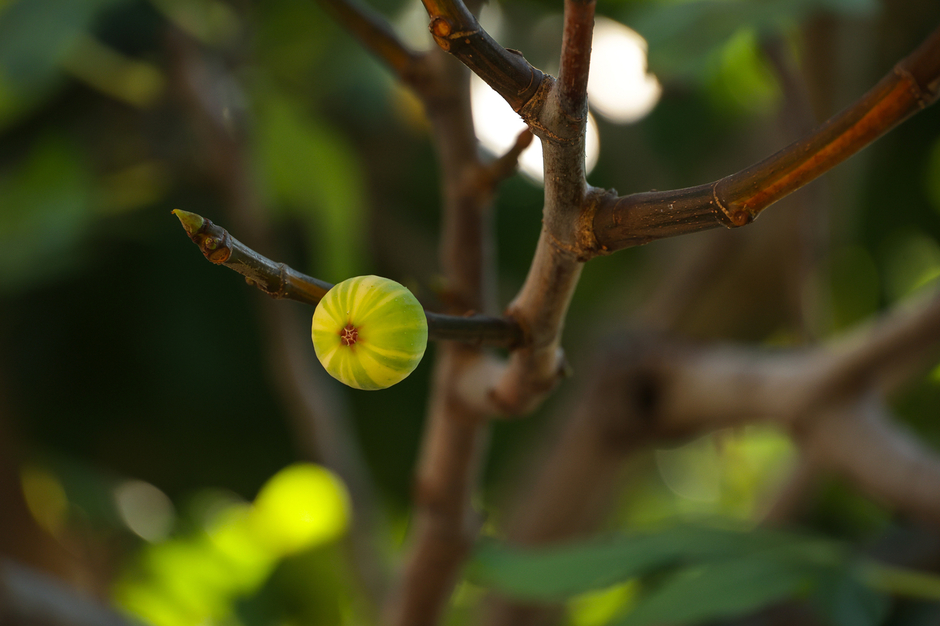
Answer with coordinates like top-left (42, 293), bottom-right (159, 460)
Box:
top-left (612, 556), bottom-right (815, 626)
top-left (860, 561), bottom-right (940, 602)
top-left (879, 229), bottom-right (940, 303)
top-left (0, 0), bottom-right (127, 89)
top-left (468, 525), bottom-right (844, 601)
top-left (147, 0), bottom-right (240, 47)
top-left (633, 0), bottom-right (878, 81)
top-left (706, 27), bottom-right (780, 114)
top-left (0, 134), bottom-right (94, 291)
top-left (255, 91), bottom-right (366, 281)
top-left (568, 580), bottom-right (640, 626)
top-left (813, 570), bottom-right (890, 626)
top-left (829, 246), bottom-right (880, 332)
top-left (0, 0), bottom-right (132, 129)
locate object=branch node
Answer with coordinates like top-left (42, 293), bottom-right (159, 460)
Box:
top-left (578, 187), bottom-right (616, 260)
top-left (544, 228), bottom-right (583, 259)
top-left (518, 75), bottom-right (560, 137)
top-left (712, 179), bottom-right (752, 228)
top-left (894, 63), bottom-right (933, 108)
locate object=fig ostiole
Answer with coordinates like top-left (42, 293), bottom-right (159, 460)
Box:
top-left (312, 275), bottom-right (428, 390)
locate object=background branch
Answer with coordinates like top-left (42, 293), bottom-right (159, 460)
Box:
top-left (0, 560), bottom-right (134, 626)
top-left (800, 395), bottom-right (940, 527)
top-left (317, 0), bottom-right (418, 76)
top-left (593, 22), bottom-right (940, 252)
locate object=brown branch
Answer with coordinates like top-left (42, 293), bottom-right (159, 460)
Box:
top-left (384, 44), bottom-right (507, 626)
top-left (557, 0), bottom-right (595, 120)
top-left (421, 0), bottom-right (544, 113)
top-left (303, 1), bottom-right (537, 619)
top-left (173, 209), bottom-right (524, 348)
top-left (316, 0), bottom-right (418, 76)
top-left (496, 286), bottom-right (940, 533)
top-left (478, 0), bottom-right (603, 415)
top-left (593, 22), bottom-right (940, 253)
top-left (484, 287), bottom-right (940, 624)
top-left (800, 290), bottom-right (940, 411)
top-left (487, 129), bottom-right (533, 182)
top-left (801, 395), bottom-right (940, 527)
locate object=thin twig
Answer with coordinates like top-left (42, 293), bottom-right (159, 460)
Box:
top-left (479, 0), bottom-right (601, 415)
top-left (173, 209), bottom-right (524, 348)
top-left (317, 0), bottom-right (418, 76)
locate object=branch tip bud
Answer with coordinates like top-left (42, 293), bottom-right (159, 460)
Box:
top-left (172, 209), bottom-right (205, 237)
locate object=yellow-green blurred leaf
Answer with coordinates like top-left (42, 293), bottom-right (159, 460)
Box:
top-left (249, 463), bottom-right (351, 557)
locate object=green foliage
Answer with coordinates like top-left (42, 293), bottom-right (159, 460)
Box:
top-left (813, 571), bottom-right (891, 626)
top-left (0, 0), bottom-right (122, 86)
top-left (613, 557), bottom-right (813, 626)
top-left (0, 134), bottom-right (94, 291)
top-left (469, 525), bottom-right (845, 601)
top-left (631, 0), bottom-right (877, 80)
top-left (0, 0), bottom-right (129, 126)
top-left (469, 525), bottom-right (940, 626)
top-left (114, 463), bottom-right (351, 626)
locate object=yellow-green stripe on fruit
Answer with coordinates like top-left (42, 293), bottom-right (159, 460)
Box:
top-left (311, 275), bottom-right (428, 390)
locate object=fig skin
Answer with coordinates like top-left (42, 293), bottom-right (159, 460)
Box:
top-left (312, 275), bottom-right (428, 390)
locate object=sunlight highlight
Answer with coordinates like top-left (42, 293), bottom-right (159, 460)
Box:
top-left (653, 427), bottom-right (796, 521)
top-left (586, 18), bottom-right (661, 124)
top-left (115, 480), bottom-right (176, 542)
top-left (471, 75), bottom-right (599, 183)
top-left (114, 463), bottom-right (351, 626)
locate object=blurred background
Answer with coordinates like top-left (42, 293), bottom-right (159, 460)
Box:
top-left (2, 0), bottom-right (940, 624)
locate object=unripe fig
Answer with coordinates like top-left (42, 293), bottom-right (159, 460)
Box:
top-left (312, 275), bottom-right (428, 390)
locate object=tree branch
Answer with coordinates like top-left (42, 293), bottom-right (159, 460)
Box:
top-left (484, 286), bottom-right (940, 625)
top-left (420, 0), bottom-right (543, 113)
top-left (317, 0), bottom-right (419, 76)
top-left (477, 0), bottom-right (602, 416)
top-left (557, 0), bottom-right (594, 120)
top-left (800, 395), bottom-right (940, 527)
top-left (172, 209), bottom-right (524, 348)
top-left (384, 41), bottom-right (516, 626)
top-left (592, 22), bottom-right (940, 252)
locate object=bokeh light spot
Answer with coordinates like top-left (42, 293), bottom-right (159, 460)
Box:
top-left (471, 75), bottom-right (599, 183)
top-left (20, 464), bottom-right (67, 536)
top-left (249, 463), bottom-right (351, 556)
top-left (651, 427), bottom-right (796, 522)
top-left (587, 18), bottom-right (661, 124)
top-left (114, 479), bottom-right (176, 543)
